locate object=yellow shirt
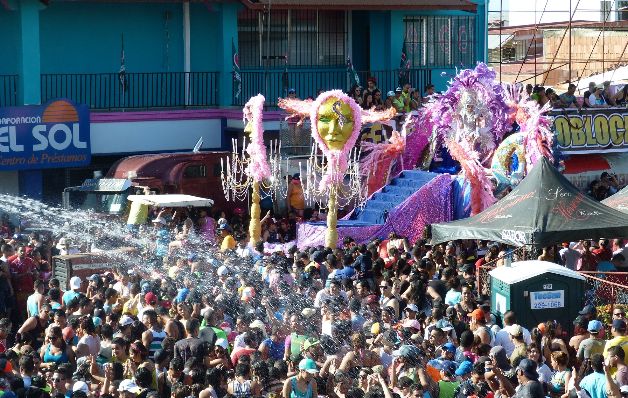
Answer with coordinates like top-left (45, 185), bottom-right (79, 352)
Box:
top-left (604, 335), bottom-right (628, 376)
top-left (220, 234), bottom-right (236, 252)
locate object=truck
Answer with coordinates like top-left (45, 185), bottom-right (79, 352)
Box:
top-left (63, 151), bottom-right (243, 216)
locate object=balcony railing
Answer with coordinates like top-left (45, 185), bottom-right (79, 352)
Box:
top-left (233, 68), bottom-right (432, 107)
top-left (0, 75), bottom-right (18, 107)
top-left (41, 72), bottom-right (219, 110)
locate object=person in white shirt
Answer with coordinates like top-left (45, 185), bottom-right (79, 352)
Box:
top-left (559, 242), bottom-right (581, 270)
top-left (314, 279), bottom-right (347, 308)
top-left (235, 234), bottom-right (253, 258)
top-left (493, 311), bottom-right (532, 356)
top-left (612, 239), bottom-right (628, 268)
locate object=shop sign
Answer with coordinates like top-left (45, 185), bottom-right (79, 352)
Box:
top-left (553, 108), bottom-right (628, 154)
top-left (0, 99), bottom-right (90, 170)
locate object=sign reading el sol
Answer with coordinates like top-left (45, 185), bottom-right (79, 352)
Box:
top-left (0, 99), bottom-right (90, 170)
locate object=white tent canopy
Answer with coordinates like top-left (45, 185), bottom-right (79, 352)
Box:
top-left (576, 65), bottom-right (628, 92)
top-left (127, 194), bottom-right (214, 207)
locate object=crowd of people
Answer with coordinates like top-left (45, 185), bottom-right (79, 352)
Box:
top-left (527, 81), bottom-right (628, 110)
top-left (0, 208), bottom-right (626, 398)
top-left (288, 76), bottom-right (436, 115)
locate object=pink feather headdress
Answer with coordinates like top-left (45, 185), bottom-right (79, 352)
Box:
top-left (278, 90), bottom-right (396, 188)
top-left (242, 94), bottom-right (271, 181)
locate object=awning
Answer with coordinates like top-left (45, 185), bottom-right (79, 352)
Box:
top-left (127, 194), bottom-right (214, 207)
top-left (241, 0), bottom-right (477, 11)
top-left (77, 179), bottom-right (132, 192)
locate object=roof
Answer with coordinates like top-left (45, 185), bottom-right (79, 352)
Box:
top-left (431, 157), bottom-right (628, 246)
top-left (489, 260), bottom-right (586, 284)
top-left (241, 0), bottom-right (477, 11)
top-left (489, 20), bottom-right (628, 35)
top-left (603, 185), bottom-right (628, 214)
top-left (127, 194), bottom-right (214, 207)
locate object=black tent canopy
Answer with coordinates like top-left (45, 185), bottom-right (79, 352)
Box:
top-left (602, 185), bottom-right (628, 214)
top-left (431, 157), bottom-right (628, 247)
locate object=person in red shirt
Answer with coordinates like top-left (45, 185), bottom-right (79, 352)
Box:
top-left (592, 239), bottom-right (612, 262)
top-left (230, 331), bottom-right (258, 366)
top-left (9, 245), bottom-right (38, 321)
top-left (574, 240), bottom-right (598, 272)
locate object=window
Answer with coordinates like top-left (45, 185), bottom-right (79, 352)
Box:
top-left (617, 1), bottom-right (628, 21)
top-left (238, 9), bottom-right (347, 69)
top-left (404, 15), bottom-right (476, 68)
top-left (183, 165), bottom-right (206, 178)
top-left (600, 1), bottom-right (611, 21)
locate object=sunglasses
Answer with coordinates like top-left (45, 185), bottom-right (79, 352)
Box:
top-left (52, 378), bottom-right (63, 382)
top-left (614, 312), bottom-right (625, 316)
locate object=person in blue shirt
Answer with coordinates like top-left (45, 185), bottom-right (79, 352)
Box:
top-left (578, 354), bottom-right (608, 398)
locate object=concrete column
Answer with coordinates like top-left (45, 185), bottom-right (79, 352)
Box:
top-left (183, 1), bottom-right (191, 105)
top-left (17, 0), bottom-right (42, 105)
top-left (218, 2), bottom-right (239, 107)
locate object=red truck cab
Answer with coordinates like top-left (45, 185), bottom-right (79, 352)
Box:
top-left (107, 151), bottom-right (239, 214)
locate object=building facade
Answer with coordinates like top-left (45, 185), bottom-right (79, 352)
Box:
top-left (0, 0), bottom-right (487, 202)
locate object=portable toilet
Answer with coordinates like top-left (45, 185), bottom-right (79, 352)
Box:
top-left (489, 260), bottom-right (586, 331)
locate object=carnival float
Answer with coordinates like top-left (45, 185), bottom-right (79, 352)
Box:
top-left (223, 63), bottom-right (559, 248)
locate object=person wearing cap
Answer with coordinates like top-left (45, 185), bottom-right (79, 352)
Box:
top-left (469, 308), bottom-right (492, 345)
top-left (435, 360), bottom-right (460, 398)
top-left (605, 319), bottom-right (628, 367)
top-left (579, 304), bottom-right (597, 321)
top-left (508, 324), bottom-right (527, 367)
top-left (511, 358), bottom-right (544, 398)
top-left (283, 358), bottom-right (318, 398)
top-left (454, 360), bottom-right (473, 380)
top-left (392, 87), bottom-right (405, 113)
top-left (119, 378), bottom-right (141, 398)
top-left (151, 211), bottom-right (170, 258)
top-left (589, 85), bottom-right (609, 108)
top-left (218, 223), bottom-right (236, 252)
top-left (453, 360), bottom-right (491, 398)
top-left (578, 320), bottom-right (606, 362)
top-left (494, 312), bottom-right (531, 357)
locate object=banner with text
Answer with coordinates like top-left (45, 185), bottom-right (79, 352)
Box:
top-left (553, 108), bottom-right (628, 154)
top-left (0, 99), bottom-right (90, 170)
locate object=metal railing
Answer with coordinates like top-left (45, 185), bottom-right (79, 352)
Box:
top-left (233, 68), bottom-right (432, 107)
top-left (0, 75), bottom-right (18, 107)
top-left (41, 72), bottom-right (219, 110)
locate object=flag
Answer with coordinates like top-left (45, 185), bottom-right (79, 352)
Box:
top-left (281, 54), bottom-right (290, 96)
top-left (232, 38), bottom-right (242, 99)
top-left (346, 57), bottom-right (360, 88)
top-left (398, 40), bottom-right (411, 87)
top-left (119, 33), bottom-right (127, 92)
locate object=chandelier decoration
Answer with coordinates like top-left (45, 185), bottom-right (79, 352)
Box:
top-left (220, 94), bottom-right (283, 244)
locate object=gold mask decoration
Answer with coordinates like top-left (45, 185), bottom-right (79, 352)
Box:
top-left (316, 97), bottom-right (355, 151)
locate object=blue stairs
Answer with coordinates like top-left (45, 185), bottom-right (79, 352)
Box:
top-left (351, 170), bottom-right (440, 224)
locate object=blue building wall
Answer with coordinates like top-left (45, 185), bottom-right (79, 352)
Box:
top-left (39, 2), bottom-right (185, 73)
top-left (190, 3), bottom-right (223, 72)
top-left (0, 9), bottom-right (19, 75)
